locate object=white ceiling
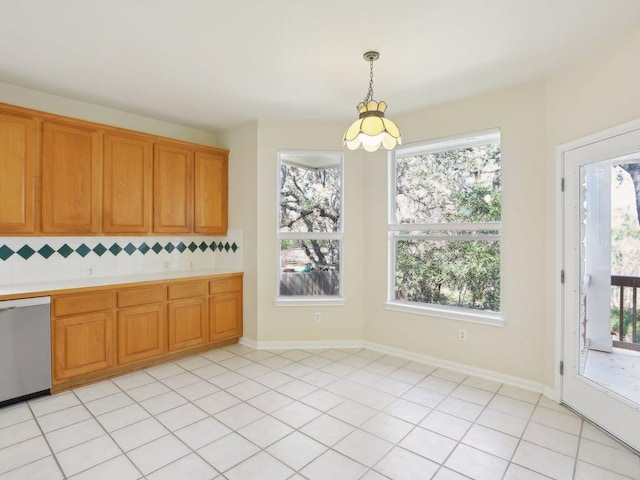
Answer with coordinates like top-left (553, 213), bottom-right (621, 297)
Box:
top-left (1, 1), bottom-right (639, 132)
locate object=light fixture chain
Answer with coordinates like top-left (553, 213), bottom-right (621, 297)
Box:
top-left (365, 57), bottom-right (375, 103)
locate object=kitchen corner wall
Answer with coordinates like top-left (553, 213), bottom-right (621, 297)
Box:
top-left (0, 229), bottom-right (242, 286)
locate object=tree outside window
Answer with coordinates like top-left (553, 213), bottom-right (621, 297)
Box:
top-left (389, 131), bottom-right (501, 316)
top-left (277, 151), bottom-right (343, 299)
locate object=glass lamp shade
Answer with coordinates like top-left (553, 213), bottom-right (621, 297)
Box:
top-left (343, 100), bottom-right (401, 152)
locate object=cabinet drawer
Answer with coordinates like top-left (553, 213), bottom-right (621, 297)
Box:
top-left (117, 286), bottom-right (166, 307)
top-left (210, 276), bottom-right (242, 295)
top-left (168, 281), bottom-right (207, 300)
top-left (54, 291), bottom-right (113, 317)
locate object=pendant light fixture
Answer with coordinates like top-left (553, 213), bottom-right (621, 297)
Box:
top-left (343, 51), bottom-right (401, 152)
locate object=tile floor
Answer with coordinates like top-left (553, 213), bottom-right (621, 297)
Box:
top-left (1, 344), bottom-right (639, 480)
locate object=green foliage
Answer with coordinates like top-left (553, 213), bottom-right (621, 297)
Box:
top-left (394, 142), bottom-right (501, 312)
top-left (396, 239), bottom-right (500, 311)
top-left (610, 304), bottom-right (640, 343)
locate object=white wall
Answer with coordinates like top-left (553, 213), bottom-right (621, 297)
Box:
top-left (253, 121), bottom-right (366, 344)
top-left (218, 122), bottom-right (259, 340)
top-left (227, 22), bottom-right (640, 390)
top-left (542, 23), bottom-right (640, 386)
top-left (363, 82), bottom-right (548, 384)
top-left (0, 80), bottom-right (217, 145)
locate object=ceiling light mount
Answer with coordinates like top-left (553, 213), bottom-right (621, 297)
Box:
top-left (363, 51), bottom-right (379, 62)
top-left (343, 50), bottom-right (401, 152)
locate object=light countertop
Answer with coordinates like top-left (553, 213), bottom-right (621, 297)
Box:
top-left (0, 268), bottom-right (242, 300)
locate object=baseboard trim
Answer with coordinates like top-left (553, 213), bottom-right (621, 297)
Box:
top-left (239, 336), bottom-right (552, 398)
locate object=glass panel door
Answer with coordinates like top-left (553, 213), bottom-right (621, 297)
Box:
top-left (562, 125), bottom-right (640, 452)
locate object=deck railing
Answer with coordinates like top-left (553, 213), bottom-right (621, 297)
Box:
top-left (611, 275), bottom-right (640, 351)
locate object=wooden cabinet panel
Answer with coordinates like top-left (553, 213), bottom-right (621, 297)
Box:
top-left (153, 143), bottom-right (193, 233)
top-left (210, 276), bottom-right (242, 295)
top-left (103, 134), bottom-right (152, 233)
top-left (168, 281), bottom-right (207, 300)
top-left (117, 286), bottom-right (165, 308)
top-left (0, 113), bottom-right (37, 233)
top-left (194, 150), bottom-right (228, 235)
top-left (117, 304), bottom-right (166, 364)
top-left (210, 292), bottom-right (242, 342)
top-left (42, 122), bottom-right (101, 233)
top-left (53, 311), bottom-right (115, 381)
top-left (54, 291), bottom-right (113, 316)
top-left (168, 297), bottom-right (208, 351)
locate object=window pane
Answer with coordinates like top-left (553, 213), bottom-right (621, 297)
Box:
top-left (280, 239), bottom-right (340, 296)
top-left (395, 143), bottom-right (501, 224)
top-left (395, 238), bottom-right (500, 312)
top-left (279, 163), bottom-right (341, 233)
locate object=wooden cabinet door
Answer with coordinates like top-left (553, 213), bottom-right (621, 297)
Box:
top-left (153, 143), bottom-right (192, 233)
top-left (42, 122), bottom-right (101, 233)
top-left (117, 303), bottom-right (166, 364)
top-left (103, 134), bottom-right (152, 233)
top-left (53, 311), bottom-right (114, 382)
top-left (0, 113), bottom-right (37, 233)
top-left (167, 297), bottom-right (207, 351)
top-left (210, 292), bottom-right (242, 342)
top-left (194, 150), bottom-right (228, 235)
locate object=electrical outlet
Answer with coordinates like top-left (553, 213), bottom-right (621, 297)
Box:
top-left (314, 312), bottom-right (322, 323)
top-left (162, 261), bottom-right (170, 272)
top-left (88, 267), bottom-right (93, 276)
top-left (190, 261), bottom-right (194, 269)
top-left (458, 329), bottom-right (467, 341)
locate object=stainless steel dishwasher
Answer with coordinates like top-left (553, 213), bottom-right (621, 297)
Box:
top-left (0, 296), bottom-right (51, 407)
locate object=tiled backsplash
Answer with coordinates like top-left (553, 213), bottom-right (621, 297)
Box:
top-left (0, 229), bottom-right (242, 285)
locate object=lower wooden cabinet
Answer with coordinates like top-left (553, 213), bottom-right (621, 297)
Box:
top-left (50, 273), bottom-right (243, 390)
top-left (210, 276), bottom-right (243, 341)
top-left (53, 311), bottom-right (115, 381)
top-left (117, 304), bottom-right (166, 364)
top-left (210, 293), bottom-right (242, 341)
top-left (168, 297), bottom-right (208, 352)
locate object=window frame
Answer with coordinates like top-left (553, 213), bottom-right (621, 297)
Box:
top-left (275, 149), bottom-right (345, 306)
top-left (386, 129), bottom-right (504, 326)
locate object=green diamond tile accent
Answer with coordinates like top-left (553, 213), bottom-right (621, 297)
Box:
top-left (188, 242), bottom-right (198, 252)
top-left (151, 242), bottom-right (163, 254)
top-left (0, 245), bottom-right (14, 261)
top-left (208, 241), bottom-right (216, 251)
top-left (224, 242), bottom-right (231, 252)
top-left (198, 242), bottom-right (208, 252)
top-left (165, 243), bottom-right (175, 253)
top-left (37, 245), bottom-right (55, 259)
top-left (17, 245), bottom-right (35, 259)
top-left (109, 243), bottom-right (122, 256)
top-left (217, 242), bottom-right (224, 252)
top-left (124, 243), bottom-right (136, 255)
top-left (138, 242), bottom-right (150, 254)
top-left (76, 244), bottom-right (91, 257)
top-left (176, 242), bottom-right (186, 253)
top-left (231, 242), bottom-right (238, 252)
top-left (57, 244), bottom-right (73, 258)
top-left (93, 244), bottom-right (107, 256)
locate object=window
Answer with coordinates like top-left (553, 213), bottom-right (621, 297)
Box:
top-left (277, 150), bottom-right (343, 304)
top-left (388, 130), bottom-right (502, 325)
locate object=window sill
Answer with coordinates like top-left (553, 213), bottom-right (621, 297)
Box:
top-left (274, 296), bottom-right (345, 307)
top-left (384, 301), bottom-right (505, 327)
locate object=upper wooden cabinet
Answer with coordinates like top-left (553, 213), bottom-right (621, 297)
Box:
top-left (194, 150), bottom-right (228, 235)
top-left (103, 134), bottom-right (152, 233)
top-left (153, 143), bottom-right (193, 233)
top-left (0, 102), bottom-right (229, 236)
top-left (0, 113), bottom-right (38, 233)
top-left (42, 121), bottom-right (101, 234)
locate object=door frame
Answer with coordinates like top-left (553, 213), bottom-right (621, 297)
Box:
top-left (555, 117), bottom-right (640, 446)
